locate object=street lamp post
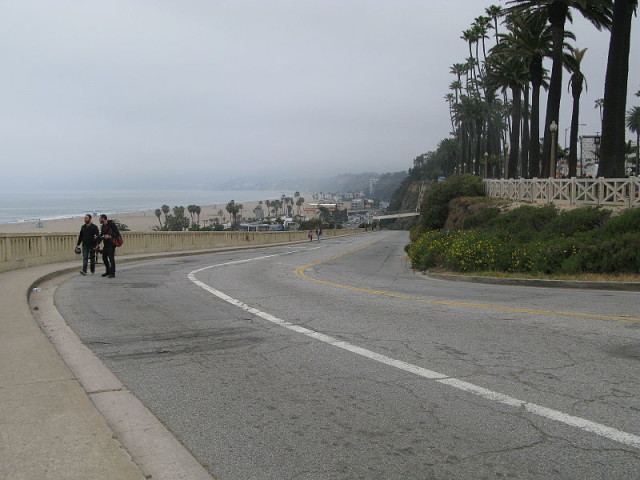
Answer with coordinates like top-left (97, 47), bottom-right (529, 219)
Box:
top-left (504, 143), bottom-right (510, 179)
top-left (550, 121), bottom-right (558, 178)
top-left (483, 152), bottom-right (488, 179)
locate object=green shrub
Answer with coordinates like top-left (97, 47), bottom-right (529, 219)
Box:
top-left (602, 208), bottom-right (640, 238)
top-left (463, 207), bottom-right (501, 229)
top-left (486, 204), bottom-right (557, 242)
top-left (420, 175), bottom-right (485, 230)
top-left (407, 204), bottom-right (640, 275)
top-left (543, 206), bottom-right (610, 237)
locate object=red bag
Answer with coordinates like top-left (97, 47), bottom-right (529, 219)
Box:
top-left (113, 235), bottom-right (124, 247)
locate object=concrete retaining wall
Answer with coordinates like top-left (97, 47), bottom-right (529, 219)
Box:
top-left (0, 229), bottom-right (362, 273)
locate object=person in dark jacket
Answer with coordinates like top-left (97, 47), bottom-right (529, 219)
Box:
top-left (75, 214), bottom-right (99, 275)
top-left (97, 214), bottom-right (120, 278)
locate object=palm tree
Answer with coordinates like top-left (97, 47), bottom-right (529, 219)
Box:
top-left (485, 47), bottom-right (529, 178)
top-left (195, 206), bottom-right (201, 226)
top-left (154, 208), bottom-right (163, 227)
top-left (504, 11), bottom-right (557, 177)
top-left (187, 205), bottom-right (196, 223)
top-left (474, 16), bottom-right (492, 67)
top-left (453, 95), bottom-right (486, 174)
top-left (567, 47), bottom-right (588, 177)
top-left (594, 98), bottom-right (605, 126)
top-left (486, 4), bottom-right (504, 45)
top-left (461, 28), bottom-right (479, 83)
top-left (506, 0), bottom-right (612, 174)
top-left (450, 63), bottom-right (468, 102)
top-left (598, 0), bottom-right (638, 177)
top-left (296, 196), bottom-right (305, 215)
top-left (217, 209), bottom-right (225, 222)
top-left (161, 204), bottom-right (170, 222)
top-left (226, 200), bottom-right (240, 225)
top-left (626, 105), bottom-right (640, 175)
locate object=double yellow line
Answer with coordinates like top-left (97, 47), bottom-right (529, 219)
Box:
top-left (294, 241), bottom-right (640, 325)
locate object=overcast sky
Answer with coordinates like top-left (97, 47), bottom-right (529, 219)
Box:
top-left (1, 1), bottom-right (638, 190)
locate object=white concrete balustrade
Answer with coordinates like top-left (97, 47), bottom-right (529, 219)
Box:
top-left (484, 177), bottom-right (640, 207)
top-left (0, 229), bottom-right (361, 273)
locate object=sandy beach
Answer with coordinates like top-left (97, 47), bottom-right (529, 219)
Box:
top-left (0, 198), bottom-right (310, 234)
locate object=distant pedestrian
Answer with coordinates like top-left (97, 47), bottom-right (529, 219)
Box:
top-left (315, 227), bottom-right (322, 241)
top-left (308, 230), bottom-right (313, 241)
top-left (75, 214), bottom-right (99, 275)
top-left (97, 214), bottom-right (121, 278)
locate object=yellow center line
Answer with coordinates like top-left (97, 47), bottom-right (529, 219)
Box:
top-left (294, 241), bottom-right (640, 325)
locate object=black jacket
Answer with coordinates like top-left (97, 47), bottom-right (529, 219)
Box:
top-left (99, 220), bottom-right (120, 247)
top-left (77, 223), bottom-right (99, 248)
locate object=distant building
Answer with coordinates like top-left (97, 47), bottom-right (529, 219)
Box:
top-left (304, 203), bottom-right (337, 219)
top-left (369, 177), bottom-right (379, 196)
top-left (350, 199), bottom-right (364, 210)
top-left (578, 135), bottom-right (601, 177)
top-left (580, 134), bottom-right (600, 159)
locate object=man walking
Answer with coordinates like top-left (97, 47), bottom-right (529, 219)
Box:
top-left (97, 214), bottom-right (120, 278)
top-left (75, 214), bottom-right (99, 275)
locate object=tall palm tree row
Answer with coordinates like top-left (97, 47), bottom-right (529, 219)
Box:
top-left (505, 0), bottom-right (612, 175)
top-left (446, 7), bottom-right (562, 178)
top-left (440, 1), bottom-right (640, 180)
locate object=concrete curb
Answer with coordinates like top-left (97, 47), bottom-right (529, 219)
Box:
top-left (423, 271), bottom-right (640, 292)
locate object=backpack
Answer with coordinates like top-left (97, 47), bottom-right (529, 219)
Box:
top-left (109, 221), bottom-right (124, 247)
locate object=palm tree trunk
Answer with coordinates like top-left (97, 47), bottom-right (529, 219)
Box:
top-left (508, 86), bottom-right (522, 179)
top-left (529, 57), bottom-right (543, 178)
top-left (542, 3), bottom-right (568, 177)
top-left (521, 84), bottom-right (530, 178)
top-left (474, 118), bottom-right (483, 176)
top-left (529, 84), bottom-right (541, 178)
top-left (568, 76), bottom-right (583, 177)
top-left (599, 0), bottom-right (636, 178)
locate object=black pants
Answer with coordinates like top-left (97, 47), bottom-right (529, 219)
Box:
top-left (102, 243), bottom-right (116, 275)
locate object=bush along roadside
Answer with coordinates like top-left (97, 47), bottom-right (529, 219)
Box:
top-left (407, 202), bottom-right (640, 275)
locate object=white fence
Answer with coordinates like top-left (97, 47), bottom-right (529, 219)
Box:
top-left (484, 177), bottom-right (640, 207)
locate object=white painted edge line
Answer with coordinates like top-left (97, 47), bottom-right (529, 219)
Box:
top-left (189, 255), bottom-right (640, 451)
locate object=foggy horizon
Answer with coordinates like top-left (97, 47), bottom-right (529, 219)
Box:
top-left (1, 1), bottom-right (638, 191)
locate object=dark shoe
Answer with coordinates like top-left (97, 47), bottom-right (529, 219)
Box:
top-left (107, 274), bottom-right (115, 278)
top-left (101, 273), bottom-right (109, 277)
top-left (79, 270), bottom-right (86, 276)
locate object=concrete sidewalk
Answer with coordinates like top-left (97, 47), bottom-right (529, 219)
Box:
top-left (0, 260), bottom-right (146, 480)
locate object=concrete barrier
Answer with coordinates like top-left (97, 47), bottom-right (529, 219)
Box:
top-left (0, 229), bottom-right (363, 273)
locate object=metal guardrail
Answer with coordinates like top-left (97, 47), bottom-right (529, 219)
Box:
top-left (484, 177), bottom-right (640, 207)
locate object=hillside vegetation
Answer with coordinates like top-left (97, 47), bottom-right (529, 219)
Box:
top-left (406, 175), bottom-right (640, 275)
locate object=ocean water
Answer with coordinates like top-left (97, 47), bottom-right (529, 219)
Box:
top-left (0, 189), bottom-right (289, 224)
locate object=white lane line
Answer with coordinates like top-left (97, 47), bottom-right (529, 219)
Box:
top-left (188, 258), bottom-right (640, 450)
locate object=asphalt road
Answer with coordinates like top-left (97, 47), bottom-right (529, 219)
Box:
top-left (55, 231), bottom-right (640, 479)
